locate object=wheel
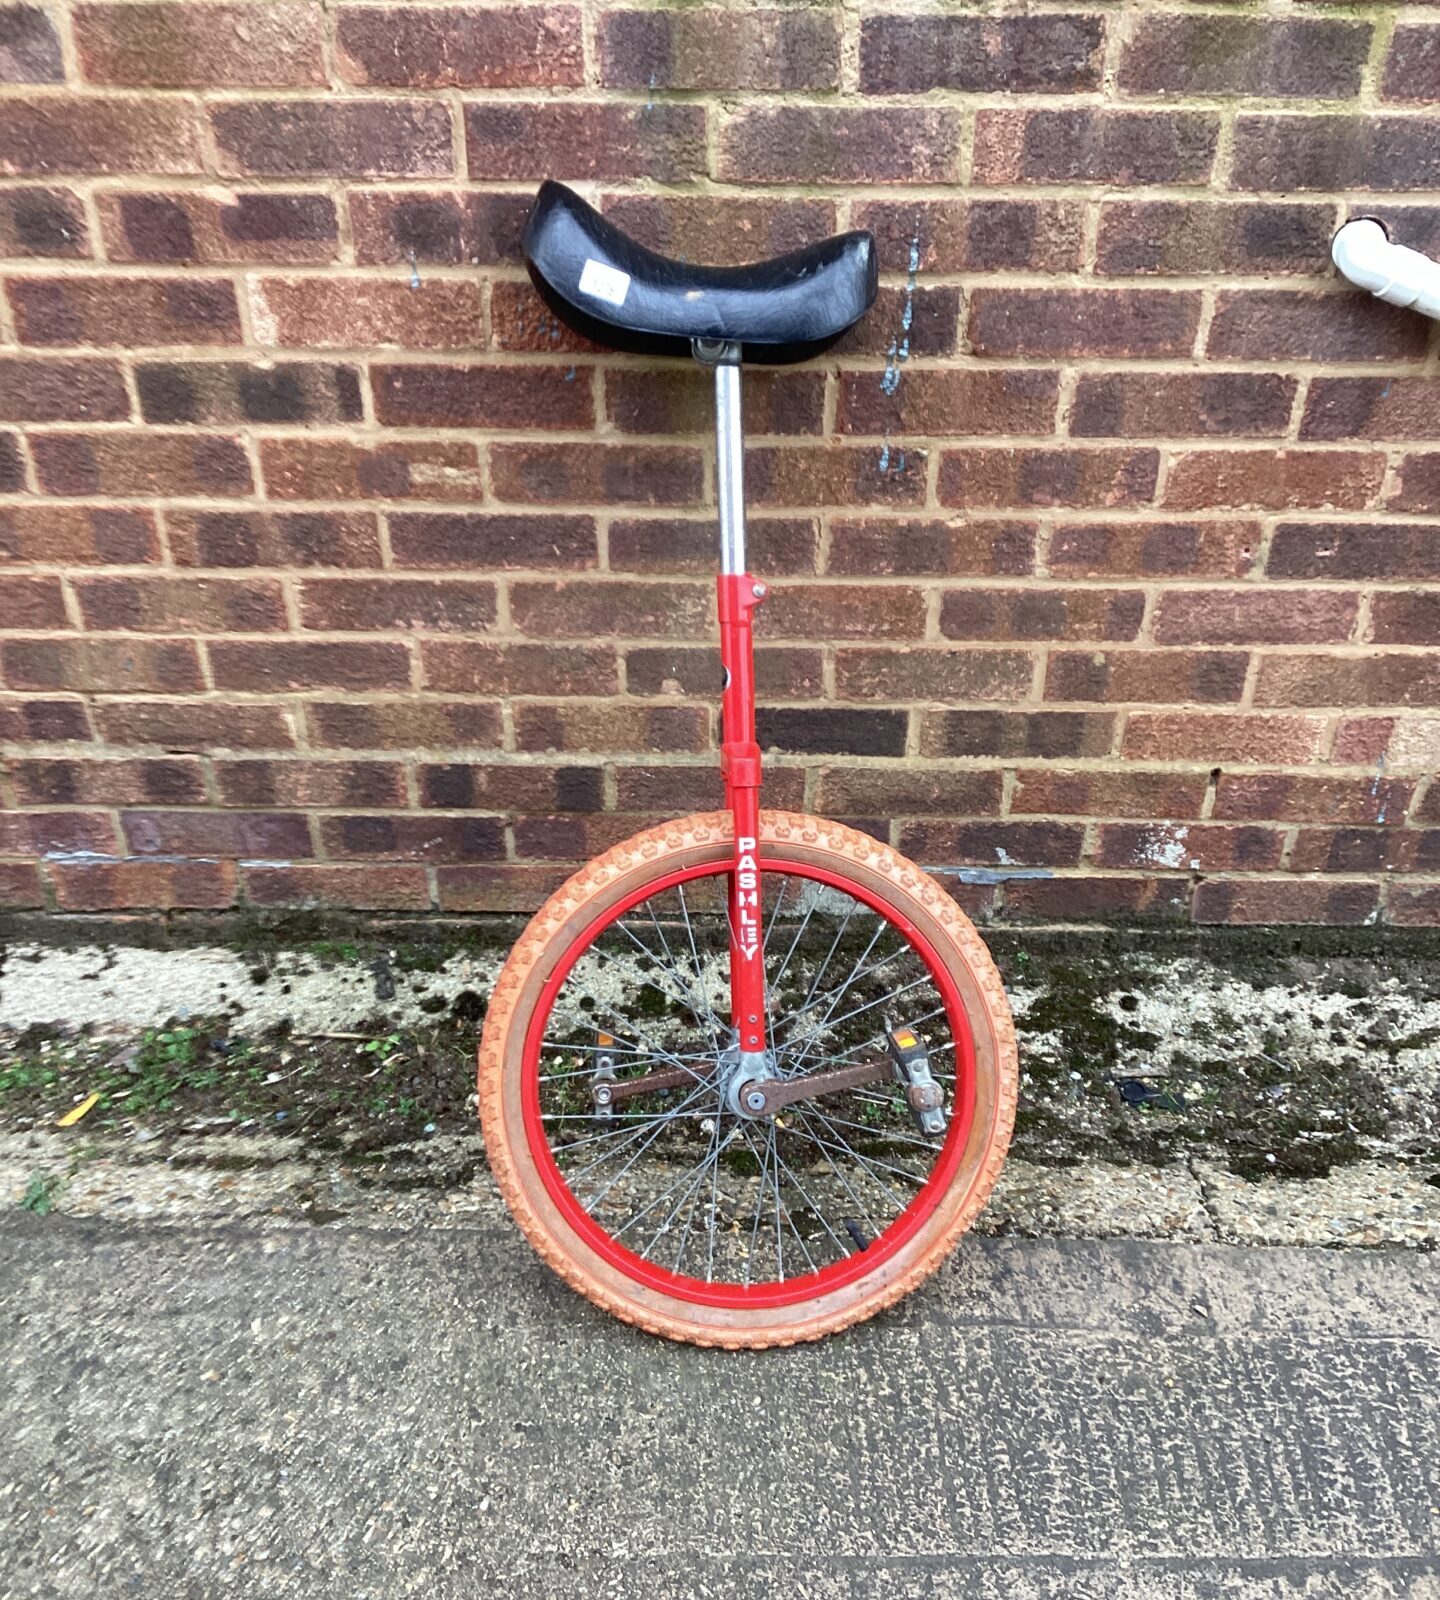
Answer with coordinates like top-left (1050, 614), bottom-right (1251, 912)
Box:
top-left (478, 810), bottom-right (1017, 1348)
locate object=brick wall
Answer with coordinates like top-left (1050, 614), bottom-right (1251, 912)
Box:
top-left (0, 1), bottom-right (1438, 928)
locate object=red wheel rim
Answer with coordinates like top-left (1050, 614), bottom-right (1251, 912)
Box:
top-left (520, 855), bottom-right (978, 1311)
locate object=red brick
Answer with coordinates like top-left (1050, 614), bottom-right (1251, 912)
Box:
top-left (746, 445), bottom-right (927, 508)
top-left (31, 431), bottom-right (251, 499)
top-left (421, 641), bottom-right (617, 696)
top-left (487, 280), bottom-right (601, 355)
top-left (1095, 201), bottom-right (1335, 277)
top-left (1, 505), bottom-right (157, 565)
top-left (0, 430), bottom-right (20, 491)
top-left (514, 702), bottom-right (707, 755)
top-left (1213, 773), bottom-right (1412, 825)
top-left (829, 519), bottom-right (1035, 579)
top-left (939, 448), bottom-right (1159, 510)
top-left (75, 576), bottom-right (287, 634)
top-left (436, 863), bottom-right (570, 913)
top-left (837, 369), bottom-right (1058, 439)
top-left (1155, 589), bottom-right (1358, 645)
top-left (1383, 25), bottom-right (1440, 102)
top-left (514, 814), bottom-right (667, 861)
top-left (466, 102), bottom-right (704, 182)
top-left (1072, 374), bottom-right (1296, 440)
top-left (1003, 876), bottom-right (1190, 922)
top-left (1208, 291), bottom-right (1430, 363)
top-left (1119, 16), bottom-right (1370, 98)
top-left (208, 641), bottom-right (410, 692)
top-left (0, 810), bottom-right (117, 855)
top-left (212, 100), bottom-right (453, 179)
top-left (941, 587), bottom-right (1145, 644)
top-left (833, 286), bottom-right (962, 360)
top-left (0, 356), bottom-right (128, 421)
top-left (0, 863), bottom-right (44, 908)
top-left (1095, 822), bottom-right (1285, 873)
top-left (601, 8), bottom-right (839, 91)
top-left (1392, 453), bottom-right (1440, 513)
top-left (608, 367), bottom-right (824, 438)
top-left (1123, 713), bottom-right (1326, 765)
top-left (1193, 879), bottom-right (1380, 926)
top-left (350, 189), bottom-right (530, 267)
top-left (49, 858), bottom-right (236, 911)
top-left (1046, 649), bottom-right (1249, 705)
top-left (2, 637), bottom-right (202, 693)
top-left (122, 809), bottom-right (312, 859)
top-left (243, 863), bottom-right (430, 911)
top-left (1163, 451), bottom-right (1385, 513)
top-left (251, 278), bottom-right (480, 352)
top-left (0, 697), bottom-right (93, 743)
top-left (608, 517), bottom-right (815, 578)
top-left (1369, 593), bottom-right (1440, 645)
top-left (299, 578), bottom-right (497, 635)
top-left (756, 708), bottom-right (906, 757)
top-left (1256, 654), bottom-right (1440, 709)
top-left (492, 444), bottom-right (702, 508)
top-left (510, 579), bottom-right (709, 640)
top-left (834, 647), bottom-right (1033, 703)
top-left (968, 289), bottom-right (1201, 358)
top-left (1388, 880), bottom-right (1440, 924)
top-left (259, 438), bottom-right (482, 503)
top-left (98, 189), bottom-right (338, 265)
top-left (760, 584), bottom-right (925, 642)
top-left (820, 769), bottom-right (1004, 818)
top-left (853, 197), bottom-right (1085, 274)
top-left (0, 576), bottom-right (67, 630)
top-left (1232, 115), bottom-right (1440, 192)
top-left (1049, 522), bottom-right (1259, 580)
top-left (321, 813), bottom-right (504, 862)
top-left (136, 359), bottom-right (362, 425)
top-left (1332, 717), bottom-right (1440, 771)
top-left (918, 710), bottom-right (1114, 760)
top-left (626, 645), bottom-right (820, 700)
top-left (338, 5), bottom-right (581, 87)
top-left (0, 5), bottom-right (63, 81)
top-left (1301, 378), bottom-right (1440, 441)
top-left (166, 510), bottom-right (380, 570)
top-left (305, 699), bottom-right (501, 751)
top-left (1267, 523), bottom-right (1440, 581)
top-left (1012, 769), bottom-right (1209, 819)
top-left (973, 109), bottom-right (1219, 186)
top-left (214, 759), bottom-right (405, 810)
top-left (75, 3), bottom-right (322, 86)
top-left (419, 762), bottom-right (602, 813)
top-left (861, 14), bottom-right (1104, 93)
top-left (0, 96), bottom-right (204, 176)
top-left (390, 512), bottom-right (596, 571)
top-left (1289, 827), bottom-right (1421, 875)
top-left (601, 194), bottom-right (837, 267)
top-left (717, 106), bottom-right (961, 185)
top-left (374, 362), bottom-right (593, 430)
top-left (0, 185), bottom-right (89, 257)
top-left (95, 700), bottom-right (295, 751)
top-left (899, 821), bottom-right (1085, 867)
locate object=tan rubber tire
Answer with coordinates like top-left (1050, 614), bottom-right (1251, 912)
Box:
top-left (478, 810), bottom-right (1017, 1349)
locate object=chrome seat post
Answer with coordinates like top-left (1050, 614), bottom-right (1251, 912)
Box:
top-left (694, 338), bottom-right (745, 575)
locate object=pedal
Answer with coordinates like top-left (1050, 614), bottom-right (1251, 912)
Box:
top-left (886, 1026), bottom-right (946, 1136)
top-left (591, 1031), bottom-right (618, 1119)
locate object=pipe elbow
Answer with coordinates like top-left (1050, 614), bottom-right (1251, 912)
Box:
top-left (1333, 218), bottom-right (1440, 322)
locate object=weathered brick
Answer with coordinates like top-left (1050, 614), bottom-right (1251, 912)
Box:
top-left (717, 107), bottom-right (961, 185)
top-left (941, 588), bottom-right (1145, 644)
top-left (601, 7), bottom-right (839, 91)
top-left (939, 448), bottom-right (1159, 510)
top-left (918, 710), bottom-right (1115, 760)
top-left (0, 575), bottom-right (67, 630)
top-left (1333, 717), bottom-right (1440, 772)
top-left (351, 190), bottom-right (529, 269)
top-left (338, 4), bottom-right (581, 87)
top-left (1048, 522), bottom-right (1259, 580)
top-left (900, 820), bottom-right (1084, 867)
top-left (746, 445), bottom-right (927, 508)
top-left (1123, 712), bottom-right (1326, 765)
top-left (829, 519), bottom-right (1035, 579)
top-left (0, 5), bottom-right (62, 81)
top-left (1119, 16), bottom-right (1370, 99)
top-left (0, 429), bottom-right (20, 491)
top-left (1163, 451), bottom-right (1385, 513)
top-left (1155, 589), bottom-right (1358, 646)
top-left (251, 278), bottom-right (481, 352)
top-left (514, 702), bottom-right (707, 755)
top-left (486, 280), bottom-right (599, 356)
top-left (422, 641), bottom-right (617, 696)
top-left (1391, 453), bottom-right (1440, 513)
top-left (0, 356), bottom-right (128, 421)
top-left (756, 708), bottom-right (907, 757)
top-left (1213, 773), bottom-right (1412, 825)
top-left (419, 761), bottom-right (602, 813)
top-left (1047, 649), bottom-right (1249, 705)
top-left (1369, 593), bottom-right (1440, 645)
top-left (969, 289), bottom-right (1200, 359)
top-left (601, 194), bottom-right (837, 267)
top-left (467, 102), bottom-right (704, 182)
top-left (50, 858), bottom-right (236, 911)
top-left (0, 863), bottom-right (44, 908)
top-left (1095, 201), bottom-right (1335, 277)
top-left (1289, 827), bottom-right (1421, 875)
top-left (1388, 883), bottom-right (1440, 926)
top-left (756, 584), bottom-right (922, 643)
top-left (0, 696), bottom-right (93, 743)
top-left (1, 505), bottom-right (157, 564)
top-left (820, 768), bottom-right (1004, 819)
top-left (31, 431), bottom-right (252, 499)
top-left (75, 575), bottom-right (287, 634)
top-left (212, 100), bottom-right (453, 179)
top-left (492, 444), bottom-right (702, 508)
top-left (259, 437), bottom-right (482, 503)
top-left (305, 698), bottom-right (500, 750)
top-left (74, 3), bottom-right (324, 87)
top-left (243, 863), bottom-right (430, 911)
top-left (1194, 879), bottom-right (1380, 926)
top-left (436, 863), bottom-right (570, 912)
top-left (607, 517), bottom-right (815, 577)
top-left (1011, 769), bottom-right (1209, 819)
top-left (1268, 523), bottom-right (1440, 581)
top-left (390, 512), bottom-right (595, 571)
top-left (299, 577), bottom-right (496, 635)
top-left (321, 813), bottom-right (504, 862)
top-left (99, 189), bottom-right (338, 265)
top-left (1302, 378), bottom-right (1440, 441)
top-left (513, 814), bottom-right (664, 861)
top-left (834, 286), bottom-right (961, 360)
top-left (167, 509), bottom-right (380, 570)
top-left (1208, 291), bottom-right (1429, 364)
top-left (834, 647), bottom-right (1033, 703)
top-left (0, 810), bottom-right (117, 855)
top-left (510, 579), bottom-right (709, 640)
top-left (1072, 374), bottom-right (1296, 440)
top-left (1256, 654), bottom-right (1440, 709)
top-left (853, 197), bottom-right (1085, 274)
top-left (973, 109), bottom-right (1219, 186)
top-left (0, 185), bottom-right (88, 256)
top-left (214, 759), bottom-right (405, 810)
top-left (1004, 876), bottom-right (1190, 922)
top-left (0, 94), bottom-right (205, 176)
top-left (373, 363), bottom-right (593, 430)
top-left (7, 273), bottom-right (240, 347)
top-left (837, 369), bottom-right (1058, 439)
top-left (1232, 116), bottom-right (1440, 193)
top-left (1383, 25), bottom-right (1440, 102)
top-left (95, 699), bottom-right (295, 751)
top-left (208, 640), bottom-right (410, 692)
top-left (1095, 822), bottom-right (1285, 874)
top-left (607, 368), bottom-right (824, 438)
top-left (135, 359), bottom-right (361, 425)
top-left (2, 637), bottom-right (202, 693)
top-left (868, 13), bottom-right (1104, 94)
top-left (122, 808), bottom-right (312, 859)
top-left (626, 644), bottom-right (819, 700)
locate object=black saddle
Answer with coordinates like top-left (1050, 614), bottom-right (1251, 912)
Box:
top-left (522, 181), bottom-right (877, 365)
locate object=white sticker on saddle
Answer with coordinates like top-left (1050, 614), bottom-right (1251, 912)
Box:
top-left (578, 258), bottom-right (631, 307)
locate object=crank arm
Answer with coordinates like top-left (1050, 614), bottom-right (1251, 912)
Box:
top-left (739, 1059), bottom-right (891, 1116)
top-left (592, 1064), bottom-right (707, 1109)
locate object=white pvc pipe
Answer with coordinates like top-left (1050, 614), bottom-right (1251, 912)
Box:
top-left (1332, 218), bottom-right (1440, 323)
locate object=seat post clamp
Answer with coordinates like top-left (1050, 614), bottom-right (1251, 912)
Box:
top-left (692, 337), bottom-right (741, 367)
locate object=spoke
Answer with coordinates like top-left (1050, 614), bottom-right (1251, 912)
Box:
top-left (745, 1121), bottom-right (775, 1288)
top-left (770, 1139), bottom-right (846, 1266)
top-left (789, 1104), bottom-right (917, 1212)
top-left (671, 1112), bottom-right (725, 1274)
top-left (779, 922), bottom-right (890, 1076)
top-left (564, 1080), bottom-right (715, 1187)
top-left (761, 875), bottom-right (790, 961)
top-left (783, 979), bottom-right (936, 1068)
top-left (676, 882), bottom-right (725, 1051)
top-left (769, 892), bottom-right (819, 1000)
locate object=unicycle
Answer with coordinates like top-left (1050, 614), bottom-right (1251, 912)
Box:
top-left (478, 183), bottom-right (1018, 1347)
